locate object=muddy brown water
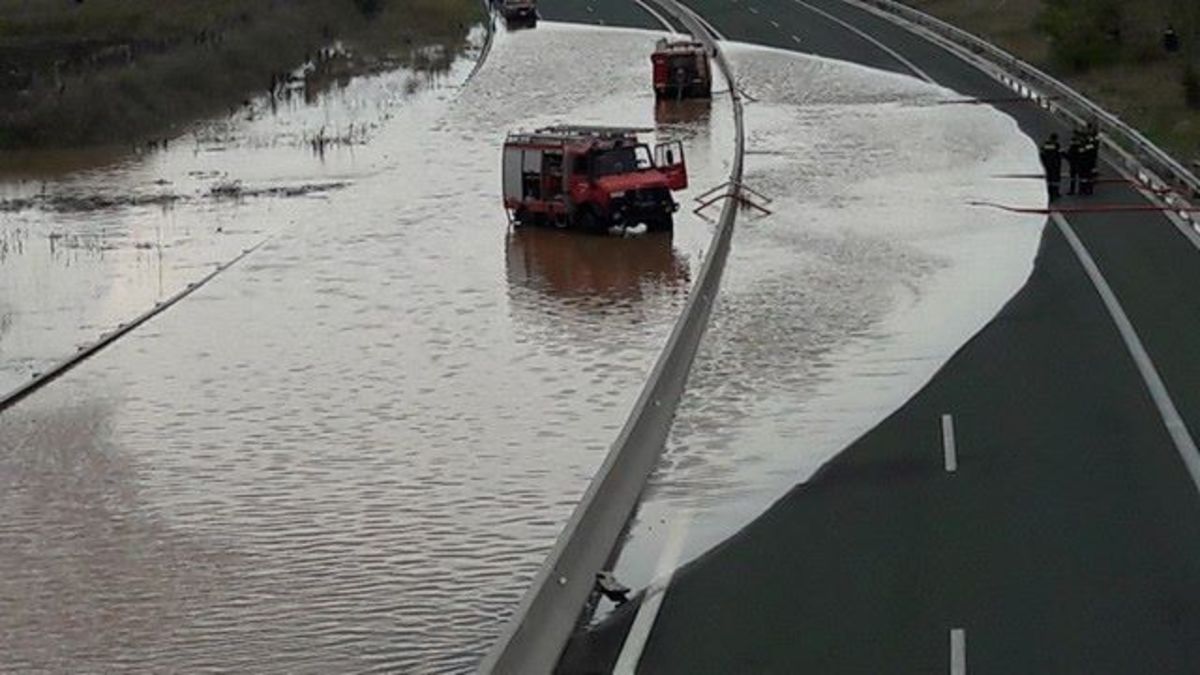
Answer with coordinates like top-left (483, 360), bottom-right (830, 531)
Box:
top-left (1, 23), bottom-right (732, 673)
top-left (0, 21), bottom-right (1047, 673)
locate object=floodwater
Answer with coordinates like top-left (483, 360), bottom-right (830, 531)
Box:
top-left (606, 43), bottom-right (1045, 597)
top-left (0, 23), bottom-right (733, 673)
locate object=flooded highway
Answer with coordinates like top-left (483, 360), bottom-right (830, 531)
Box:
top-left (0, 23), bottom-right (731, 673)
top-left (1, 11), bottom-right (1052, 673)
top-left (606, 43), bottom-right (1045, 598)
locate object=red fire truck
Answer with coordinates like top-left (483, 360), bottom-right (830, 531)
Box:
top-left (651, 38), bottom-right (712, 99)
top-left (502, 126), bottom-right (688, 232)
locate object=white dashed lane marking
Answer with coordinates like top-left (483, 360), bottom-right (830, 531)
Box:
top-left (942, 414), bottom-right (957, 473)
top-left (950, 629), bottom-right (966, 675)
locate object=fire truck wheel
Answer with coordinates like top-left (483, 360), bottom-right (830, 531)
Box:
top-left (576, 208), bottom-right (600, 232)
top-left (647, 216), bottom-right (673, 232)
top-left (514, 207), bottom-right (530, 225)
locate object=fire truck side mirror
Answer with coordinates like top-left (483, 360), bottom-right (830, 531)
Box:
top-left (655, 141), bottom-right (683, 168)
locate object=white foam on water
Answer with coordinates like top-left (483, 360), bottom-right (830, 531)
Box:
top-left (609, 41), bottom-right (1045, 595)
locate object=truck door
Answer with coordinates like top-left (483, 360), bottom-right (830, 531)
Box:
top-left (543, 152), bottom-right (564, 201)
top-left (654, 141), bottom-right (687, 190)
top-left (651, 53), bottom-right (668, 92)
top-left (567, 153), bottom-right (589, 208)
top-left (522, 149), bottom-right (542, 199)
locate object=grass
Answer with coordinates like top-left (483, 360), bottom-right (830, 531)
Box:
top-left (905, 0), bottom-right (1200, 166)
top-left (0, 0), bottom-right (482, 149)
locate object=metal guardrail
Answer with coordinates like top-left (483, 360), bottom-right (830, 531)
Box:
top-left (477, 1), bottom-right (745, 672)
top-left (0, 239), bottom-right (270, 415)
top-left (465, 0), bottom-right (498, 84)
top-left (848, 0), bottom-right (1200, 212)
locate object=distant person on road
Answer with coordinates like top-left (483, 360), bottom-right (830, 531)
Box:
top-left (1080, 130), bottom-right (1100, 195)
top-left (1164, 24), bottom-right (1181, 53)
top-left (1066, 133), bottom-right (1084, 195)
top-left (1039, 133), bottom-right (1062, 200)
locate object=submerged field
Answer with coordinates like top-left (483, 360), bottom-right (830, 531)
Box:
top-left (0, 0), bottom-right (480, 149)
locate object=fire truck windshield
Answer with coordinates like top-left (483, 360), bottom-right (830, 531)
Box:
top-left (592, 145), bottom-right (653, 176)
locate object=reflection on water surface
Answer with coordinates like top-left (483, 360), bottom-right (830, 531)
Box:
top-left (0, 22), bottom-right (729, 673)
top-left (506, 227), bottom-right (689, 300)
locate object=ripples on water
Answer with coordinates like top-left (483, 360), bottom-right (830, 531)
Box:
top-left (0, 23), bottom-right (730, 673)
top-left (0, 29), bottom-right (476, 396)
top-left (607, 43), bottom-right (1046, 596)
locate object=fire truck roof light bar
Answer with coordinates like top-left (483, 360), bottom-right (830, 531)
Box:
top-left (655, 38), bottom-right (705, 50)
top-left (530, 125), bottom-right (654, 137)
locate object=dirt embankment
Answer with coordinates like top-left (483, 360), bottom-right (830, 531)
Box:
top-left (906, 0), bottom-right (1200, 165)
top-left (0, 0), bottom-right (481, 149)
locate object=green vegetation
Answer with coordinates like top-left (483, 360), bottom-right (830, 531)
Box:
top-left (1035, 0), bottom-right (1125, 72)
top-left (0, 0), bottom-right (481, 149)
top-left (907, 0), bottom-right (1200, 164)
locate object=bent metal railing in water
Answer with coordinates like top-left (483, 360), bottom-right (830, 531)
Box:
top-left (477, 1), bottom-right (745, 673)
top-left (845, 0), bottom-right (1200, 213)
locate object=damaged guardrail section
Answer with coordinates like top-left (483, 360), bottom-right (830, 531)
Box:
top-left (478, 1), bottom-right (745, 673)
top-left (848, 0), bottom-right (1200, 215)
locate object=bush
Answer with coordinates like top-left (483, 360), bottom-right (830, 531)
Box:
top-left (0, 0), bottom-right (481, 148)
top-left (1185, 63), bottom-right (1200, 109)
top-left (353, 0), bottom-right (384, 18)
top-left (1037, 0), bottom-right (1126, 72)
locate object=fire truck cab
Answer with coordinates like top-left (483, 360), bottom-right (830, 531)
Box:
top-left (502, 126), bottom-right (688, 232)
top-left (652, 38), bottom-right (712, 99)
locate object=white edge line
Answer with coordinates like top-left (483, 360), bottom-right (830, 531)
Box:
top-left (791, 0), bottom-right (934, 83)
top-left (612, 512), bottom-right (692, 674)
top-left (950, 628), bottom-right (966, 675)
top-left (942, 413), bottom-right (957, 473)
top-left (1052, 213), bottom-right (1200, 495)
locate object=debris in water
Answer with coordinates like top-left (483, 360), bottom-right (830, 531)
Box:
top-left (0, 182), bottom-right (349, 213)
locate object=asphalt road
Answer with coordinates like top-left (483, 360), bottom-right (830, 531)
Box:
top-left (541, 0), bottom-right (1200, 672)
top-left (535, 0), bottom-right (667, 30)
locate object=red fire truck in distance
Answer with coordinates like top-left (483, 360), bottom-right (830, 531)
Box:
top-left (652, 38), bottom-right (712, 99)
top-left (502, 126), bottom-right (688, 232)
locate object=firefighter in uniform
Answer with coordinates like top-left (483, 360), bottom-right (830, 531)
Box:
top-left (1080, 132), bottom-right (1099, 195)
top-left (1039, 133), bottom-right (1062, 200)
top-left (1065, 132), bottom-right (1084, 195)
